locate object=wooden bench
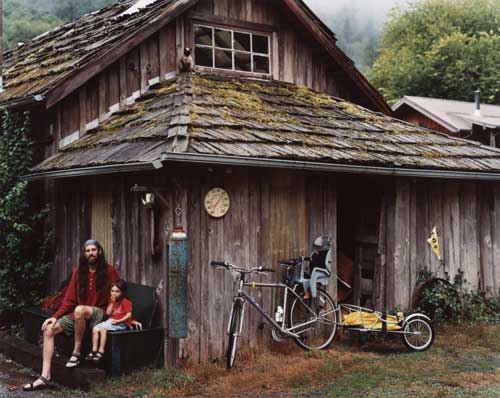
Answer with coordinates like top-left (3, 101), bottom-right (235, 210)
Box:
top-left (23, 282), bottom-right (164, 376)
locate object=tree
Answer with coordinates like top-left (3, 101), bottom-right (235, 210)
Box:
top-left (368, 0), bottom-right (500, 105)
top-left (3, 0), bottom-right (116, 49)
top-left (53, 0), bottom-right (116, 21)
top-left (0, 111), bottom-right (52, 320)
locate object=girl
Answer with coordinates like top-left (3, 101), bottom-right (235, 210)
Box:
top-left (87, 279), bottom-right (133, 363)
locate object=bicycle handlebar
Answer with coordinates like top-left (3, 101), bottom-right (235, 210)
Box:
top-left (210, 261), bottom-right (227, 267)
top-left (210, 261), bottom-right (275, 274)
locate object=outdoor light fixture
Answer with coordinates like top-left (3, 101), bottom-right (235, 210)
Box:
top-left (152, 152), bottom-right (167, 169)
top-left (152, 159), bottom-right (163, 169)
top-left (141, 193), bottom-right (155, 208)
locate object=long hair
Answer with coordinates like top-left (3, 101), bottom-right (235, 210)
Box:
top-left (78, 247), bottom-right (108, 301)
top-left (111, 279), bottom-right (128, 302)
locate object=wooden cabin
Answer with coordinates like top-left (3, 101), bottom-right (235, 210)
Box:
top-left (1, 0), bottom-right (500, 365)
top-left (393, 96), bottom-right (500, 147)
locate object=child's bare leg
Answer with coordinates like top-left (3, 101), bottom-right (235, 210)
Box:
top-left (98, 329), bottom-right (108, 353)
top-left (92, 327), bottom-right (100, 352)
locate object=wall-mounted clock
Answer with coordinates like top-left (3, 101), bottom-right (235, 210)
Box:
top-left (204, 188), bottom-right (230, 218)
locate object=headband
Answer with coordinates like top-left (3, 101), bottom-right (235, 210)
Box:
top-left (83, 239), bottom-right (102, 249)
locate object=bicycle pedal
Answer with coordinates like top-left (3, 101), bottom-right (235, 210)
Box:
top-left (257, 322), bottom-right (266, 330)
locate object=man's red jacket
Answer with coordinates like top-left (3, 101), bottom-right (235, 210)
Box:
top-left (53, 265), bottom-right (119, 319)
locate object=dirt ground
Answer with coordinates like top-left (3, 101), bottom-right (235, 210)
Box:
top-left (0, 354), bottom-right (89, 398)
top-left (1, 324), bottom-right (499, 398)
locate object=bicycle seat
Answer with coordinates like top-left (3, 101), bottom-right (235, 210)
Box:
top-left (278, 258), bottom-right (301, 267)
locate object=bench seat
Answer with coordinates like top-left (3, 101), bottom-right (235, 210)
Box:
top-left (23, 282), bottom-right (164, 376)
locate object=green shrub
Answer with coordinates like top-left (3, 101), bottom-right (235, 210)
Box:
top-left (0, 110), bottom-right (52, 321)
top-left (415, 269), bottom-right (500, 324)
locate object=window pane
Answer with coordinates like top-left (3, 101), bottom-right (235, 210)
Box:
top-left (214, 29), bottom-right (232, 49)
top-left (214, 49), bottom-right (233, 69)
top-left (253, 55), bottom-right (270, 74)
top-left (234, 32), bottom-right (251, 52)
top-left (253, 34), bottom-right (269, 54)
top-left (195, 26), bottom-right (213, 46)
top-left (234, 52), bottom-right (251, 72)
top-left (195, 46), bottom-right (213, 67)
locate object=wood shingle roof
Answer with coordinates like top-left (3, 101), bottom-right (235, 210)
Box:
top-left (31, 73), bottom-right (500, 175)
top-left (0, 0), bottom-right (189, 105)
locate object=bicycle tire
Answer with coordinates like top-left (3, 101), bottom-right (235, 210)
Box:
top-left (226, 300), bottom-right (243, 369)
top-left (401, 316), bottom-right (434, 352)
top-left (289, 289), bottom-right (337, 350)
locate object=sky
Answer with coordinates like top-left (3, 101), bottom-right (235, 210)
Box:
top-left (303, 0), bottom-right (409, 25)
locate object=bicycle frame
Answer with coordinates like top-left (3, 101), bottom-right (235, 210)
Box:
top-left (228, 275), bottom-right (330, 340)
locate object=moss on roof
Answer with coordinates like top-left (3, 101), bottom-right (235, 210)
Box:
top-left (32, 73), bottom-right (500, 174)
top-left (0, 0), bottom-right (178, 103)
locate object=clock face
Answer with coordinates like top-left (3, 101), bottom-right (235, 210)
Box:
top-left (204, 188), bottom-right (230, 218)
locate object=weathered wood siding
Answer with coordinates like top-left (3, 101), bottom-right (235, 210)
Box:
top-left (50, 168), bottom-right (338, 363)
top-left (37, 0), bottom-right (374, 150)
top-left (51, 180), bottom-right (91, 287)
top-left (51, 23), bottom-right (178, 145)
top-left (394, 105), bottom-right (456, 136)
top-left (379, 178), bottom-right (500, 310)
top-left (189, 0), bottom-right (360, 101)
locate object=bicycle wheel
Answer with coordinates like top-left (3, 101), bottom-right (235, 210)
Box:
top-left (289, 289), bottom-right (337, 350)
top-left (226, 300), bottom-right (243, 369)
top-left (401, 316), bottom-right (434, 352)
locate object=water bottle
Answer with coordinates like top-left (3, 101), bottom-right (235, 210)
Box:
top-left (275, 305), bottom-right (284, 322)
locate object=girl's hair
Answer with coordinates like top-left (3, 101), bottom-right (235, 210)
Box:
top-left (111, 279), bottom-right (128, 301)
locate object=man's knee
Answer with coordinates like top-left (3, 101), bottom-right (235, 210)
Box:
top-left (43, 323), bottom-right (62, 339)
top-left (74, 305), bottom-right (90, 319)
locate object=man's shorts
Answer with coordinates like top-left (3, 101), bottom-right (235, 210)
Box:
top-left (57, 307), bottom-right (105, 335)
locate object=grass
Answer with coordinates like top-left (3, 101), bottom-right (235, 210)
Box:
top-left (90, 324), bottom-right (500, 398)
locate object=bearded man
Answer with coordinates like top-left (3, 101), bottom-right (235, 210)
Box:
top-left (23, 239), bottom-right (119, 391)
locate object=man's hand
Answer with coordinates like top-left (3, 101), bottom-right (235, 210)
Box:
top-left (41, 317), bottom-right (57, 331)
top-left (110, 319), bottom-right (119, 325)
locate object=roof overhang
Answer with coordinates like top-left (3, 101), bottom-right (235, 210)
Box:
top-left (392, 97), bottom-right (463, 133)
top-left (0, 94), bottom-right (45, 110)
top-left (23, 153), bottom-right (500, 181)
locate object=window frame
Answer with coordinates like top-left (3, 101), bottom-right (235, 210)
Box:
top-left (192, 23), bottom-right (272, 77)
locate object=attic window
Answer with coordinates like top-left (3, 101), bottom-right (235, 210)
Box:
top-left (194, 25), bottom-right (270, 75)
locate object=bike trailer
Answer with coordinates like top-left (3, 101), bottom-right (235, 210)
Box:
top-left (342, 310), bottom-right (404, 331)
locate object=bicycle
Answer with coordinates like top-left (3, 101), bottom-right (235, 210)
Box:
top-left (210, 259), bottom-right (337, 369)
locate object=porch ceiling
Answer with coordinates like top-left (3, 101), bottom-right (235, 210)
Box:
top-left (31, 73), bottom-right (500, 176)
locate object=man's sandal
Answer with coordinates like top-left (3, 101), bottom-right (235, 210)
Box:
top-left (92, 351), bottom-right (104, 364)
top-left (22, 375), bottom-right (52, 391)
top-left (65, 352), bottom-right (81, 368)
top-left (85, 351), bottom-right (97, 361)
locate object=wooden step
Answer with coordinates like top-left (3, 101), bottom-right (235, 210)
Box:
top-left (0, 335), bottom-right (106, 390)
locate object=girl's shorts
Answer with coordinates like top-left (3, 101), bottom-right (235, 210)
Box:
top-left (94, 319), bottom-right (128, 331)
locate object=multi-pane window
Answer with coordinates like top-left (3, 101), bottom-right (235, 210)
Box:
top-left (194, 25), bottom-right (271, 74)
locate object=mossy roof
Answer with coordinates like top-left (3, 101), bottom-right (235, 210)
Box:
top-left (32, 73), bottom-right (500, 174)
top-left (0, 0), bottom-right (178, 104)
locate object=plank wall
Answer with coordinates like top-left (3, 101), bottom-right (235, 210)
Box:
top-left (394, 105), bottom-right (456, 136)
top-left (189, 0), bottom-right (359, 101)
top-left (52, 23), bottom-right (177, 145)
top-left (43, 0), bottom-right (373, 148)
top-left (51, 168), bottom-right (338, 364)
top-left (379, 178), bottom-right (500, 311)
top-left (51, 170), bottom-right (500, 362)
